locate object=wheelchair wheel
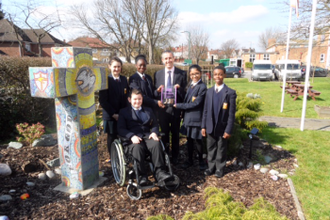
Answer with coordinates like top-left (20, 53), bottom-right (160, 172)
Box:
top-left (164, 174), bottom-right (180, 191)
top-left (127, 183), bottom-right (142, 200)
top-left (110, 140), bottom-right (126, 186)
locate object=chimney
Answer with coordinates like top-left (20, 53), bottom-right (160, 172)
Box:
top-left (268, 38), bottom-right (276, 47)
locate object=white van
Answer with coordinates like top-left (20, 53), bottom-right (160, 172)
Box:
top-left (274, 60), bottom-right (302, 81)
top-left (251, 60), bottom-right (273, 81)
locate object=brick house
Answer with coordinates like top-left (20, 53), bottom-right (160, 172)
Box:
top-left (68, 37), bottom-right (115, 63)
top-left (0, 19), bottom-right (68, 57)
top-left (266, 35), bottom-right (330, 68)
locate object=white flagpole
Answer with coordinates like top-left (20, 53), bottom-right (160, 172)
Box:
top-left (280, 6), bottom-right (293, 112)
top-left (300, 0), bottom-right (317, 131)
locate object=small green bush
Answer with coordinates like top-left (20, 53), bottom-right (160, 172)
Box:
top-left (0, 56), bottom-right (55, 141)
top-left (182, 187), bottom-right (288, 220)
top-left (245, 62), bottom-right (253, 69)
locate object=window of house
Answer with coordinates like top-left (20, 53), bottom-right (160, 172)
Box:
top-left (249, 54), bottom-right (255, 62)
top-left (25, 43), bottom-right (31, 51)
top-left (320, 54), bottom-right (325, 62)
top-left (103, 48), bottom-right (109, 52)
top-left (263, 54), bottom-right (270, 60)
top-left (321, 35), bottom-right (325, 43)
top-left (92, 49), bottom-right (98, 53)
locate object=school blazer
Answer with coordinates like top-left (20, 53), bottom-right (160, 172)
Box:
top-left (117, 106), bottom-right (159, 145)
top-left (175, 81), bottom-right (207, 127)
top-left (154, 67), bottom-right (187, 117)
top-left (99, 75), bottom-right (129, 121)
top-left (201, 84), bottom-right (237, 136)
top-left (129, 72), bottom-right (157, 108)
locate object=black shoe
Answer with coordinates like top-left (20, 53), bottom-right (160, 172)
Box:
top-left (214, 170), bottom-right (224, 178)
top-left (139, 176), bottom-right (151, 186)
top-left (204, 169), bottom-right (214, 176)
top-left (156, 171), bottom-right (173, 183)
top-left (180, 161), bottom-right (193, 169)
top-left (199, 162), bottom-right (208, 171)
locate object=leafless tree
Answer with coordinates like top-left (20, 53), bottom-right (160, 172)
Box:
top-left (278, 0), bottom-right (330, 43)
top-left (6, 0), bottom-right (62, 57)
top-left (258, 27), bottom-right (285, 51)
top-left (71, 0), bottom-right (142, 63)
top-left (220, 39), bottom-right (239, 59)
top-left (186, 26), bottom-right (209, 64)
top-left (122, 0), bottom-right (178, 64)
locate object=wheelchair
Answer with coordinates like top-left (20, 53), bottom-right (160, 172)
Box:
top-left (110, 136), bottom-right (180, 200)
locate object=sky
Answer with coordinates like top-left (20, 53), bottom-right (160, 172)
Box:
top-left (2, 0), bottom-right (294, 51)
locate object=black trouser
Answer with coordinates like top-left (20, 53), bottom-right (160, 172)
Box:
top-left (107, 134), bottom-right (116, 157)
top-left (206, 133), bottom-right (228, 172)
top-left (128, 139), bottom-right (165, 176)
top-left (105, 120), bottom-right (117, 158)
top-left (158, 107), bottom-right (181, 160)
top-left (186, 137), bottom-right (204, 164)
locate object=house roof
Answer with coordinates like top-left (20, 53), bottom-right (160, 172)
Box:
top-left (0, 19), bottom-right (30, 42)
top-left (68, 37), bottom-right (109, 48)
top-left (23, 29), bottom-right (67, 45)
top-left (0, 19), bottom-right (68, 45)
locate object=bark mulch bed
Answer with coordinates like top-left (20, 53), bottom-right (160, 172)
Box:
top-left (0, 134), bottom-right (299, 219)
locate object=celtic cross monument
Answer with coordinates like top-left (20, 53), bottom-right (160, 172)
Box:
top-left (29, 47), bottom-right (108, 190)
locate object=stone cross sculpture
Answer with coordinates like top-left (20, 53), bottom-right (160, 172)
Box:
top-left (29, 47), bottom-right (108, 190)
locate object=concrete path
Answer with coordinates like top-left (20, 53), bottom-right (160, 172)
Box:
top-left (259, 116), bottom-right (330, 131)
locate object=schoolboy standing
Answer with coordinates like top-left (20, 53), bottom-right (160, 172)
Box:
top-left (201, 65), bottom-right (237, 178)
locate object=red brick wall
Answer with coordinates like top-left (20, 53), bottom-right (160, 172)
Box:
top-left (0, 42), bottom-right (21, 56)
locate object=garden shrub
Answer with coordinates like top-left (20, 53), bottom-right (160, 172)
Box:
top-left (0, 56), bottom-right (55, 142)
top-left (182, 187), bottom-right (288, 220)
top-left (245, 62), bottom-right (253, 69)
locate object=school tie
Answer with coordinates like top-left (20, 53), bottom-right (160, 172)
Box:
top-left (142, 75), bottom-right (147, 81)
top-left (136, 109), bottom-right (147, 123)
top-left (115, 79), bottom-right (119, 83)
top-left (215, 88), bottom-right (219, 93)
top-left (167, 71), bottom-right (172, 88)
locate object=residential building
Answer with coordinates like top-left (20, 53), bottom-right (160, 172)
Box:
top-left (0, 19), bottom-right (68, 57)
top-left (68, 37), bottom-right (115, 63)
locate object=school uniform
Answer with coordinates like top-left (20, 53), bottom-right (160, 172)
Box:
top-left (99, 74), bottom-right (129, 155)
top-left (129, 72), bottom-right (158, 108)
top-left (154, 67), bottom-right (187, 163)
top-left (117, 106), bottom-right (169, 181)
top-left (201, 83), bottom-right (237, 176)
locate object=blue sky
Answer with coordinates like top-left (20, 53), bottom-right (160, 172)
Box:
top-left (3, 0), bottom-right (294, 51)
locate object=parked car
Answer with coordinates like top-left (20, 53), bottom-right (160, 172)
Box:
top-left (301, 65), bottom-right (329, 77)
top-left (225, 66), bottom-right (241, 78)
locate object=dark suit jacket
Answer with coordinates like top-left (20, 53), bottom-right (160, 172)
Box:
top-left (129, 72), bottom-right (157, 108)
top-left (99, 75), bottom-right (129, 121)
top-left (201, 84), bottom-right (237, 136)
top-left (118, 106), bottom-right (159, 145)
top-left (154, 67), bottom-right (187, 117)
top-left (175, 80), bottom-right (206, 127)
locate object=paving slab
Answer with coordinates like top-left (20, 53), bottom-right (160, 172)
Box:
top-left (259, 116), bottom-right (330, 131)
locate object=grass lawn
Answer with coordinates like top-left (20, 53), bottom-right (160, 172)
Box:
top-left (224, 77), bottom-right (330, 118)
top-left (261, 127), bottom-right (330, 220)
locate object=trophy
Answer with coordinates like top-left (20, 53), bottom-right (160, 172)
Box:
top-left (161, 86), bottom-right (177, 106)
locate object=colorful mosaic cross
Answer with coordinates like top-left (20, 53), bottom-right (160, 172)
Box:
top-left (29, 47), bottom-right (108, 190)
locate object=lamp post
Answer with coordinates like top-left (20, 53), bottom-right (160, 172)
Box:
top-left (181, 31), bottom-right (191, 61)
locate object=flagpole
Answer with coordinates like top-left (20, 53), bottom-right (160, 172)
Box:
top-left (300, 0), bottom-right (317, 131)
top-left (280, 6), bottom-right (292, 113)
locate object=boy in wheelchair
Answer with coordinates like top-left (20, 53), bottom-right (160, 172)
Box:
top-left (117, 89), bottom-right (173, 186)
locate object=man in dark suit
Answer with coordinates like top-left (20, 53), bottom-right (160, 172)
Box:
top-left (154, 50), bottom-right (187, 164)
top-left (99, 57), bottom-right (129, 157)
top-left (129, 55), bottom-right (164, 109)
top-left (201, 65), bottom-right (237, 178)
top-left (118, 89), bottom-right (173, 186)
